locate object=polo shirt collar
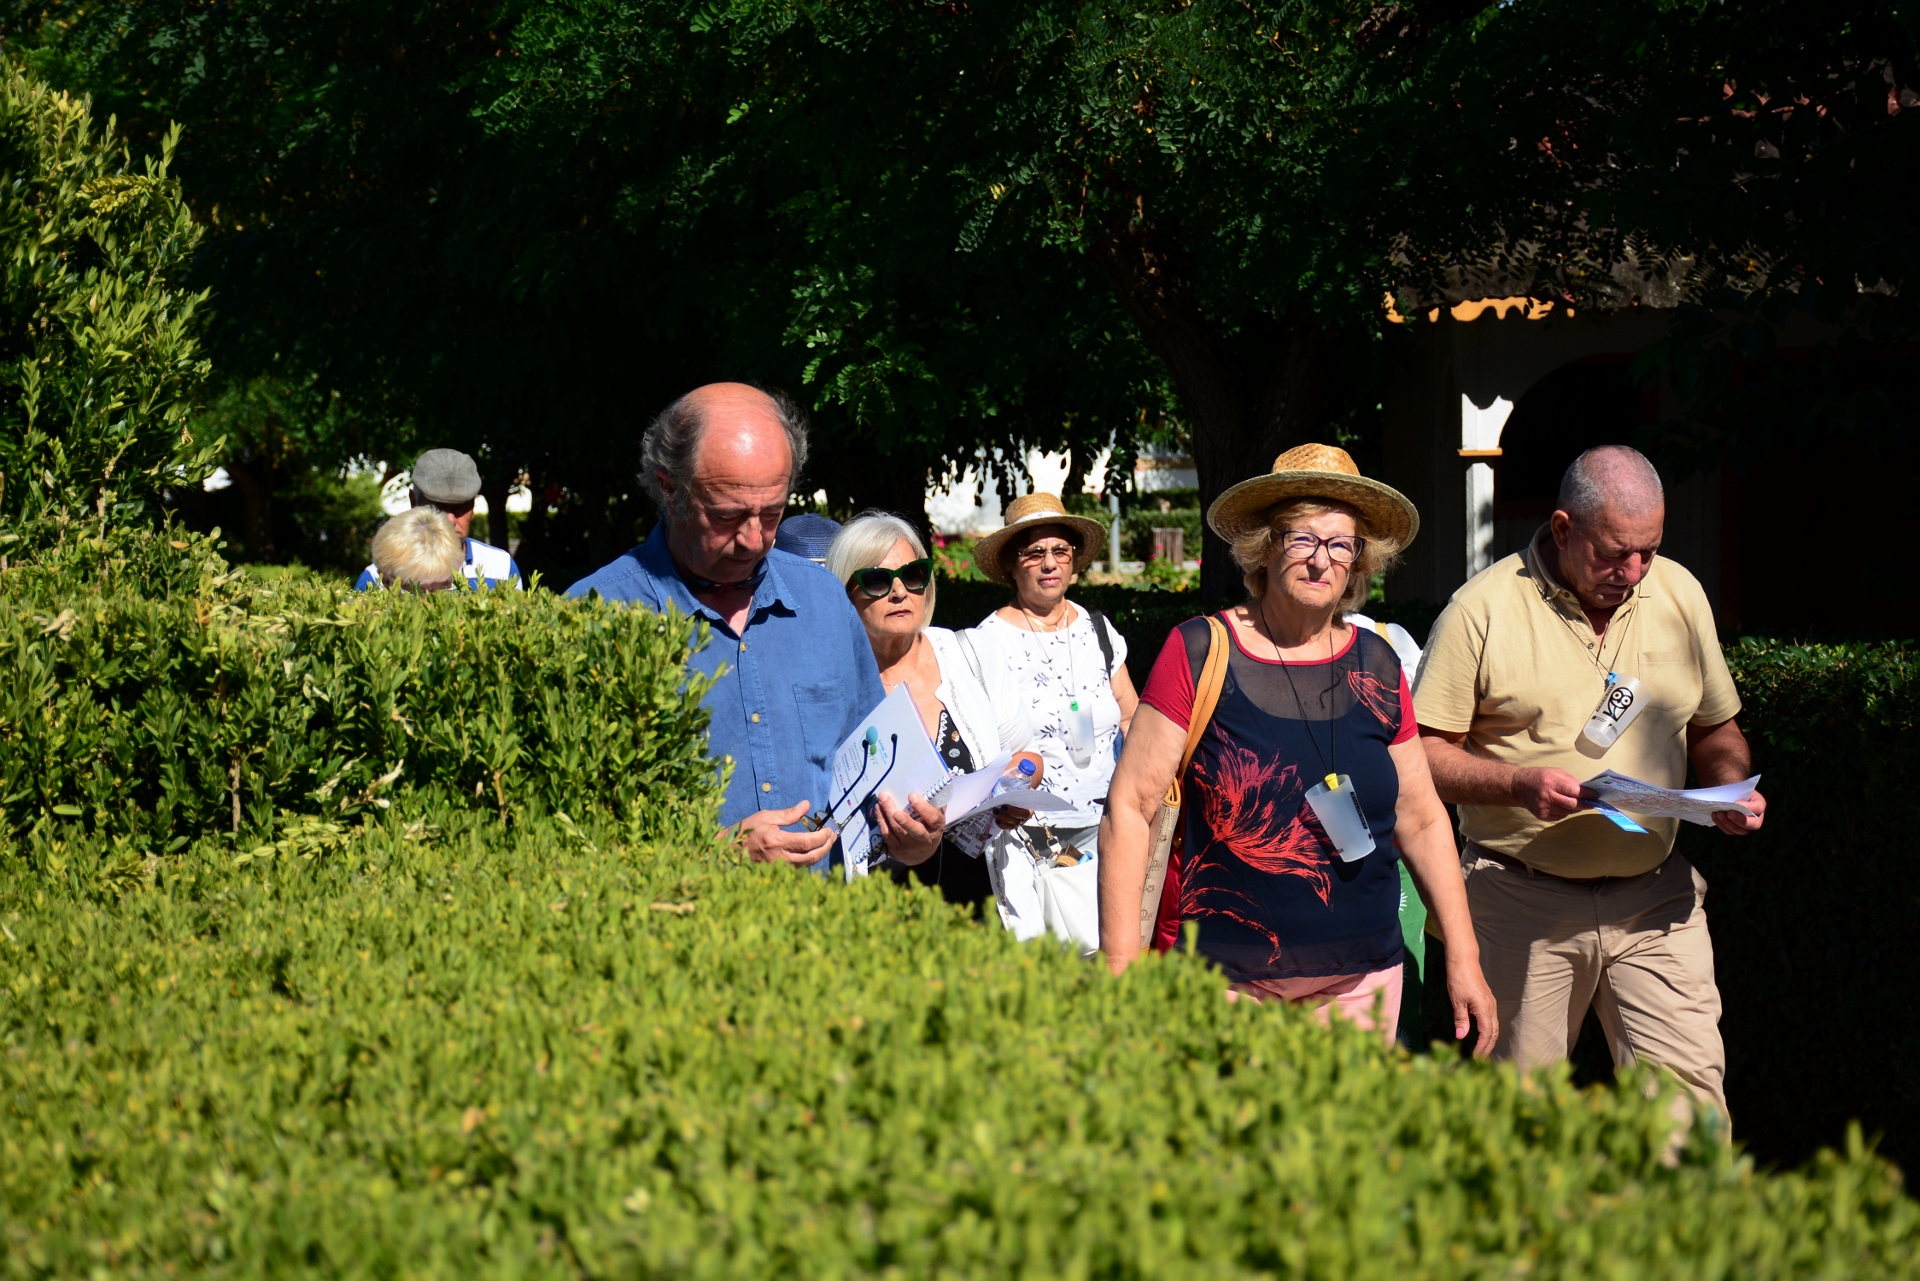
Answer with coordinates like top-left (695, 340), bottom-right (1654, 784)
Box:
top-left (634, 523), bottom-right (793, 624)
top-left (1525, 523), bottom-right (1650, 615)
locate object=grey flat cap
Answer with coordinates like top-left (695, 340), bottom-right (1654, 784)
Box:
top-left (410, 449), bottom-right (482, 505)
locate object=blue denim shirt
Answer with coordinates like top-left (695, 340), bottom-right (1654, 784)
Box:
top-left (566, 526), bottom-right (885, 852)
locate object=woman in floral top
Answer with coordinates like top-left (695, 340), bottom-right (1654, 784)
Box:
top-left (969, 493), bottom-right (1140, 937)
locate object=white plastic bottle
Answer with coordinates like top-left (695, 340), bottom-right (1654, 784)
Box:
top-left (1303, 773), bottom-right (1375, 861)
top-left (1580, 674), bottom-right (1647, 750)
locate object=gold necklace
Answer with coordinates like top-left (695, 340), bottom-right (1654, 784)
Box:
top-left (1018, 600), bottom-right (1073, 633)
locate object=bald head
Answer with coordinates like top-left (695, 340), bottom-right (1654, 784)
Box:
top-left (1557, 445), bottom-right (1663, 526)
top-left (1549, 445), bottom-right (1664, 616)
top-left (639, 382), bottom-right (810, 519)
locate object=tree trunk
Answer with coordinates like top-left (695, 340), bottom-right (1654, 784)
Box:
top-left (226, 457), bottom-right (277, 563)
top-left (1090, 215), bottom-right (1340, 602)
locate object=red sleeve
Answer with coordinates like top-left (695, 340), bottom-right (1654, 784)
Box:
top-left (1392, 669), bottom-right (1417, 745)
top-left (1139, 627), bottom-right (1197, 730)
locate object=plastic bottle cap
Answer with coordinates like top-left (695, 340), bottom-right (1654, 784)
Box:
top-left (1018, 759), bottom-right (1037, 776)
top-left (1325, 773), bottom-right (1340, 790)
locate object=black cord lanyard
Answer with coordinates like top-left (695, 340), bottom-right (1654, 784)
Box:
top-left (1263, 609), bottom-right (1341, 781)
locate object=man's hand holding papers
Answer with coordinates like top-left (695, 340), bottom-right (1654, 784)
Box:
top-left (1583, 769), bottom-right (1764, 831)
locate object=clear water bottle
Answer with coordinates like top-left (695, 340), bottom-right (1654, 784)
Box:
top-left (992, 755), bottom-right (1041, 799)
top-left (1303, 773), bottom-right (1375, 861)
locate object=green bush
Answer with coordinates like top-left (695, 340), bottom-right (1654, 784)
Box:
top-left (1, 811), bottom-right (1913, 1278)
top-left (0, 571), bottom-right (722, 849)
top-left (1123, 507), bottom-right (1203, 563)
top-left (0, 61), bottom-right (214, 550)
top-left (1676, 639), bottom-right (1920, 1168)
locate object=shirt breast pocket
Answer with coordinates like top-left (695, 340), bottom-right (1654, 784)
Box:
top-left (1638, 651), bottom-right (1688, 666)
top-left (793, 678), bottom-right (847, 765)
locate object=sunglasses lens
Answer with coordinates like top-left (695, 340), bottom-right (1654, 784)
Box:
top-left (856, 569), bottom-right (893, 597)
top-left (897, 561), bottom-right (931, 593)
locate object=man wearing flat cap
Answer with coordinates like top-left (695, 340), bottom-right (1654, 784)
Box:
top-left (356, 449), bottom-right (523, 591)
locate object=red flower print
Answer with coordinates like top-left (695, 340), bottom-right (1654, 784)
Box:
top-left (1188, 737), bottom-right (1334, 906)
top-left (1347, 668), bottom-right (1400, 735)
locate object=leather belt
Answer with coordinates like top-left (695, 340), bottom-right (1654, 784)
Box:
top-left (1467, 842), bottom-right (1613, 885)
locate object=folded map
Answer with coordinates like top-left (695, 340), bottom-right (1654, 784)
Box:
top-left (1583, 769), bottom-right (1761, 826)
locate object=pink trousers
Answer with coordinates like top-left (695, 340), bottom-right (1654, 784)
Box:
top-left (1228, 964), bottom-right (1403, 1043)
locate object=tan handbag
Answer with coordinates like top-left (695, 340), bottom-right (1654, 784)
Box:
top-left (1138, 615), bottom-right (1230, 950)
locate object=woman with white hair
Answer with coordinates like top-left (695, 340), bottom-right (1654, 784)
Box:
top-left (370, 506), bottom-right (466, 591)
top-left (826, 512), bottom-right (1034, 915)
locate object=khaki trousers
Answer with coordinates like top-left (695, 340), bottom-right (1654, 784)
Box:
top-left (1463, 846), bottom-right (1727, 1116)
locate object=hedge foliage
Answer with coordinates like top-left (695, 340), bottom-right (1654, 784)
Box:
top-left (2, 809), bottom-right (1915, 1279)
top-left (0, 60), bottom-right (214, 546)
top-left (0, 566), bottom-right (721, 850)
top-left (1677, 638), bottom-right (1920, 1168)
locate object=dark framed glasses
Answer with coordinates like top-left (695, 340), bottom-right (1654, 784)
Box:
top-left (850, 558), bottom-right (933, 599)
top-left (1277, 530), bottom-right (1364, 564)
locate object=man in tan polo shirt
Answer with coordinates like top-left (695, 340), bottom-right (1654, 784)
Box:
top-left (1414, 446), bottom-right (1765, 1118)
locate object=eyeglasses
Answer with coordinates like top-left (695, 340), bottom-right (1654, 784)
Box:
top-left (1277, 530), bottom-right (1364, 564)
top-left (1016, 542), bottom-right (1077, 567)
top-left (849, 558), bottom-right (933, 599)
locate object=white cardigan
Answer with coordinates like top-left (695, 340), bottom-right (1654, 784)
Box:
top-left (923, 626), bottom-right (1057, 941)
top-left (922, 626), bottom-right (1030, 773)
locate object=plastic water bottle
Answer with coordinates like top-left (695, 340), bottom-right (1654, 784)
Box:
top-left (992, 755), bottom-right (1041, 800)
top-left (1303, 773), bottom-right (1375, 861)
top-left (1580, 674), bottom-right (1647, 750)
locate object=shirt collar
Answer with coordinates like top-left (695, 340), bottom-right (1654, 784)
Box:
top-left (1525, 523), bottom-right (1649, 613)
top-left (635, 524), bottom-right (794, 623)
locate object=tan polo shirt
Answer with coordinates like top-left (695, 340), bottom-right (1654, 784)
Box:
top-left (1413, 526), bottom-right (1742, 877)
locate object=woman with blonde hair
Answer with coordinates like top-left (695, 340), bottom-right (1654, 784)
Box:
top-left (369, 506), bottom-right (465, 592)
top-left (826, 512), bottom-right (1034, 914)
top-left (1098, 445), bottom-right (1497, 1050)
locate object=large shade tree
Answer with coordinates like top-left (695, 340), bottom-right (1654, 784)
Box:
top-left (8, 0), bottom-right (1175, 576)
top-left (15, 0), bottom-right (1913, 589)
top-left (482, 0), bottom-right (1459, 593)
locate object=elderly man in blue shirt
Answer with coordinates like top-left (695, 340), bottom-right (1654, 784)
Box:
top-left (568, 383), bottom-right (945, 869)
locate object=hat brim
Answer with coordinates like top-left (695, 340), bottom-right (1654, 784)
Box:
top-left (971, 511), bottom-right (1107, 585)
top-left (1206, 471), bottom-right (1420, 547)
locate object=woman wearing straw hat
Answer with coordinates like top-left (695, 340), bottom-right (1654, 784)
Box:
top-left (1095, 446), bottom-right (1496, 1051)
top-left (970, 493), bottom-right (1140, 941)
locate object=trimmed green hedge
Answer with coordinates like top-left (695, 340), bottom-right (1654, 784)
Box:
top-left (1677, 639), bottom-right (1920, 1168)
top-left (0, 567), bottom-right (720, 849)
top-left (2, 810), bottom-right (1915, 1278)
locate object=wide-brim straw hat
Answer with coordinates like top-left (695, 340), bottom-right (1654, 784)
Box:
top-left (1206, 443), bottom-right (1420, 547)
top-left (972, 493), bottom-right (1108, 585)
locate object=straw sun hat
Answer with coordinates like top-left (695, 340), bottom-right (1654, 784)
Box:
top-left (971, 493), bottom-right (1108, 585)
top-left (1206, 443), bottom-right (1420, 547)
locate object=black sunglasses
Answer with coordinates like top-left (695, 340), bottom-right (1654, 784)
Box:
top-left (849, 558), bottom-right (933, 599)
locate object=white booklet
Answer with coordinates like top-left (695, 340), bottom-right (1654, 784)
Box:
top-left (828, 685), bottom-right (950, 880)
top-left (1583, 769), bottom-right (1761, 826)
top-left (828, 687), bottom-right (1080, 880)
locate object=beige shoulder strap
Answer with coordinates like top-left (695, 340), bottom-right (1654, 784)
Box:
top-left (1163, 615), bottom-right (1230, 807)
